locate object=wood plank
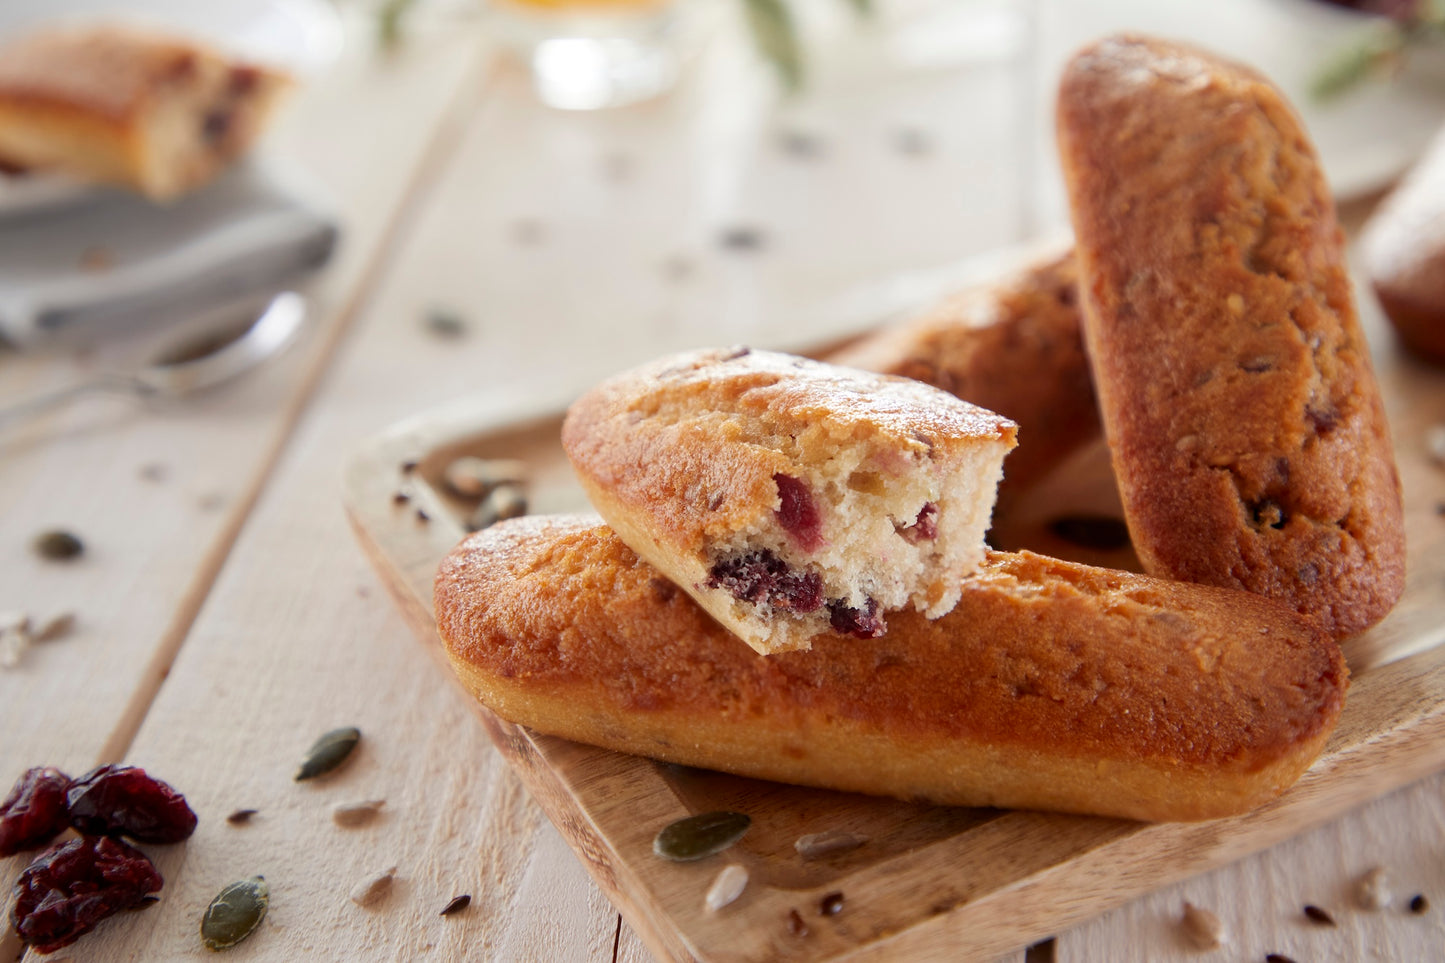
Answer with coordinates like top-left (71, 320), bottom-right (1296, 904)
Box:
top-left (339, 260), bottom-right (1445, 959)
top-left (0, 12), bottom-right (489, 960)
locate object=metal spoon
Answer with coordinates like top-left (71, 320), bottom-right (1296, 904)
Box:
top-left (0, 292), bottom-right (306, 428)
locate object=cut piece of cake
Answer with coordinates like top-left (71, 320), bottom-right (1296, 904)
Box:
top-left (561, 347), bottom-right (1017, 653)
top-left (0, 24), bottom-right (292, 200)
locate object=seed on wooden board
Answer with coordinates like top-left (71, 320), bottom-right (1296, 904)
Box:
top-left (201, 876), bottom-right (268, 951)
top-left (32, 530), bottom-right (83, 560)
top-left (415, 508), bottom-right (430, 523)
top-left (391, 490), bottom-right (410, 506)
top-left (653, 811), bottom-right (751, 862)
top-left (466, 484), bottom-right (527, 533)
top-left (819, 892), bottom-right (844, 916)
top-left (400, 459), bottom-right (419, 475)
top-left (439, 894), bottom-right (471, 917)
top-left (787, 908), bottom-right (809, 937)
top-left (32, 613), bottom-right (75, 643)
top-left (225, 809), bottom-right (258, 825)
top-left (718, 227), bottom-right (766, 252)
top-left (1265, 955), bottom-right (1297, 963)
top-left (1180, 902), bottom-right (1227, 949)
top-left (1303, 904), bottom-right (1336, 926)
top-left (349, 865), bottom-right (397, 908)
top-left (425, 309), bottom-right (468, 339)
top-left (295, 727), bottom-right (361, 781)
top-left (333, 799), bottom-right (386, 827)
top-left (1410, 893), bottom-right (1430, 914)
top-left (0, 624), bottom-right (29, 669)
top-left (704, 864), bottom-right (748, 912)
top-left (1356, 866), bottom-right (1391, 910)
top-left (131, 895), bottom-right (161, 911)
top-left (443, 457), bottom-right (529, 499)
top-left (794, 830), bottom-right (869, 859)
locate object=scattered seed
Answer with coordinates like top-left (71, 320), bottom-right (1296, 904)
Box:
top-left (819, 892), bottom-right (844, 916)
top-left (425, 309), bottom-right (468, 339)
top-left (32, 613), bottom-right (75, 643)
top-left (893, 127), bottom-right (934, 156)
top-left (415, 508), bottom-right (430, 523)
top-left (131, 895), bottom-right (161, 911)
top-left (32, 530), bottom-right (83, 560)
top-left (392, 490), bottom-right (410, 505)
top-left (794, 830), bottom-right (869, 859)
top-left (1265, 955), bottom-right (1297, 963)
top-left (511, 219), bottom-right (546, 245)
top-left (225, 809), bottom-right (258, 826)
top-left (439, 894), bottom-right (471, 917)
top-left (467, 483), bottom-right (528, 533)
top-left (349, 865), bottom-right (397, 908)
top-left (1428, 425), bottom-right (1445, 466)
top-left (1180, 902), bottom-right (1227, 949)
top-left (333, 799), bottom-right (386, 828)
top-left (200, 876), bottom-right (269, 951)
top-left (718, 227), bottom-right (766, 252)
top-left (1303, 904), bottom-right (1336, 926)
top-left (653, 811), bottom-right (751, 862)
top-left (704, 864), bottom-right (748, 912)
top-left (777, 129), bottom-right (825, 159)
top-left (1356, 866), bottom-right (1391, 910)
top-left (1048, 515), bottom-right (1131, 551)
top-left (787, 908), bottom-right (809, 937)
top-left (295, 726), bottom-right (362, 781)
top-left (400, 459), bottom-right (419, 475)
top-left (1410, 893), bottom-right (1429, 914)
top-left (444, 457), bottom-right (528, 500)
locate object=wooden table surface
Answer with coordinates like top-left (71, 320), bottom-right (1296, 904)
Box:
top-left (2, 3), bottom-right (1444, 961)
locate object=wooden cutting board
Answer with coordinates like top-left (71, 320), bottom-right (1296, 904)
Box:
top-left (343, 325), bottom-right (1445, 962)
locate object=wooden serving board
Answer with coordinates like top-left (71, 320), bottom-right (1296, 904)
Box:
top-left (343, 333), bottom-right (1445, 962)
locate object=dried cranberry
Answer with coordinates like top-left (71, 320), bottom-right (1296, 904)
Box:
top-left (707, 551), bottom-right (823, 612)
top-left (828, 597), bottom-right (886, 638)
top-left (0, 767), bottom-right (71, 857)
top-left (11, 835), bottom-right (162, 953)
top-left (66, 765), bottom-right (197, 844)
top-left (899, 502), bottom-right (938, 543)
top-left (774, 474), bottom-right (824, 551)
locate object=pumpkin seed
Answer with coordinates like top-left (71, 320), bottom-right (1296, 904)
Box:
top-left (333, 799), bottom-right (386, 827)
top-left (201, 876), bottom-right (268, 951)
top-left (33, 530), bottom-right (83, 560)
top-left (443, 457), bottom-right (528, 500)
top-left (653, 811), bottom-right (750, 862)
top-left (439, 894), bottom-right (471, 916)
top-left (704, 864), bottom-right (748, 913)
top-left (794, 830), bottom-right (868, 859)
top-left (1356, 866), bottom-right (1391, 910)
top-left (349, 865), bottom-right (396, 908)
top-left (1180, 902), bottom-right (1226, 949)
top-left (295, 727), bottom-right (361, 781)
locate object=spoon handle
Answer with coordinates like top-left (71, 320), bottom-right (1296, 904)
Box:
top-left (0, 374), bottom-right (148, 429)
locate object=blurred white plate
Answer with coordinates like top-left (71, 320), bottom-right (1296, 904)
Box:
top-left (0, 0), bottom-right (342, 216)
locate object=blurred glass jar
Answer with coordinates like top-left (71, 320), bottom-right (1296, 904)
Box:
top-left (495, 0), bottom-right (695, 109)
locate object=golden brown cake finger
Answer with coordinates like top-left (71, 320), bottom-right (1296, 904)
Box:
top-left (435, 515), bottom-right (1348, 823)
top-left (1057, 34), bottom-right (1405, 638)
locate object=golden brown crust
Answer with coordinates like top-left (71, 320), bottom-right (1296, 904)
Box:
top-left (0, 25), bottom-right (290, 198)
top-left (827, 249), bottom-right (1098, 499)
top-left (1363, 125), bottom-right (1445, 364)
top-left (435, 516), bottom-right (1348, 822)
top-left (1057, 34), bottom-right (1405, 638)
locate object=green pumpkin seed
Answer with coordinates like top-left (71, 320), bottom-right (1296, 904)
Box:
top-left (653, 811), bottom-right (751, 862)
top-left (295, 726), bottom-right (361, 781)
top-left (201, 876), bottom-right (268, 951)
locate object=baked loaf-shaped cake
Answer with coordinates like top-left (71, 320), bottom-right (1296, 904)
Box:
top-left (561, 347), bottom-right (1017, 653)
top-left (827, 249), bottom-right (1096, 500)
top-left (435, 516), bottom-right (1348, 822)
top-left (0, 25), bottom-right (290, 199)
top-left (1057, 34), bottom-right (1406, 638)
top-left (1362, 123), bottom-right (1445, 363)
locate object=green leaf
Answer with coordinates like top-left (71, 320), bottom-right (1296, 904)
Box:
top-left (742, 0), bottom-right (804, 92)
top-left (1310, 25), bottom-right (1407, 102)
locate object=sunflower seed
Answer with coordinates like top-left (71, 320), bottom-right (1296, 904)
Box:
top-left (653, 811), bottom-right (751, 862)
top-left (794, 830), bottom-right (869, 859)
top-left (333, 799), bottom-right (386, 827)
top-left (295, 727), bottom-right (361, 781)
top-left (1356, 866), bottom-right (1391, 910)
top-left (349, 865), bottom-right (397, 908)
top-left (704, 864), bottom-right (748, 912)
top-left (1180, 902), bottom-right (1226, 949)
top-left (32, 612), bottom-right (75, 643)
top-left (201, 876), bottom-right (269, 951)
